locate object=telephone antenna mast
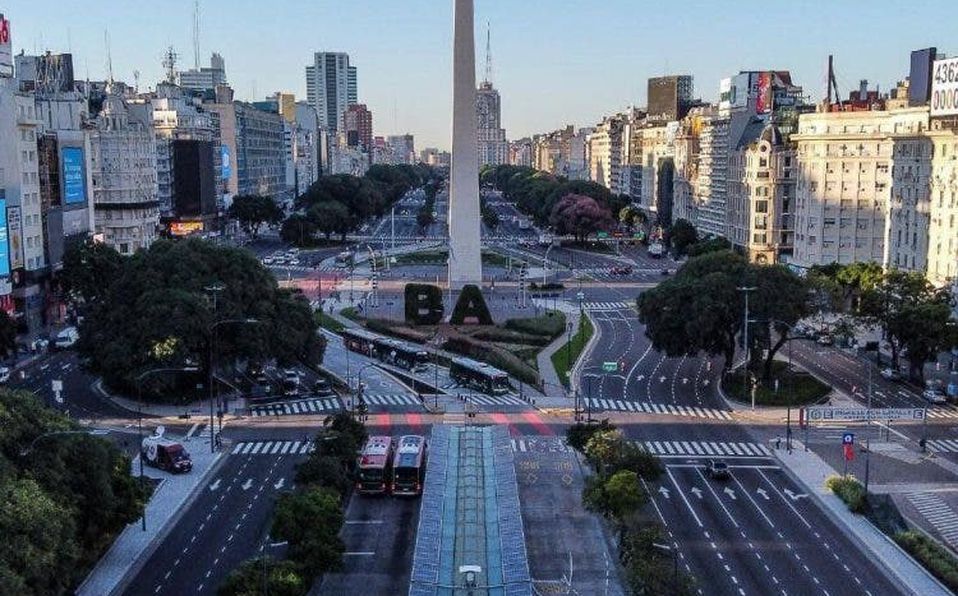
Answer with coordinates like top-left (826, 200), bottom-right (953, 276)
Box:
top-left (483, 22), bottom-right (493, 84)
top-left (162, 46), bottom-right (178, 84)
top-left (193, 0), bottom-right (201, 69)
top-left (104, 30), bottom-right (113, 85)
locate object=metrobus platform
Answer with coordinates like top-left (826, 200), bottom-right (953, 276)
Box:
top-left (409, 425), bottom-right (532, 596)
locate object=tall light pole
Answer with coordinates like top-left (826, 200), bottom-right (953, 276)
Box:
top-left (737, 286), bottom-right (757, 409)
top-left (207, 314), bottom-right (259, 453)
top-left (135, 365), bottom-right (199, 530)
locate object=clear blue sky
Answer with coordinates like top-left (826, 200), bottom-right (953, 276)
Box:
top-left (3, 0), bottom-right (955, 150)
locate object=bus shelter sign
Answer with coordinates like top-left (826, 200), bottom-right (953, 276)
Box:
top-left (805, 407), bottom-right (926, 422)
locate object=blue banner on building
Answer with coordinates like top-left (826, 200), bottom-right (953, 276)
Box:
top-left (0, 199), bottom-right (10, 277)
top-left (221, 144), bottom-right (231, 180)
top-left (61, 146), bottom-right (87, 205)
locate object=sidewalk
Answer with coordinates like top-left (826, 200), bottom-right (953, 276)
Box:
top-left (77, 439), bottom-right (227, 596)
top-left (94, 379), bottom-right (215, 419)
top-left (776, 441), bottom-right (952, 596)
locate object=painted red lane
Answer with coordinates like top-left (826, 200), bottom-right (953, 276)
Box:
top-left (522, 411), bottom-right (555, 436)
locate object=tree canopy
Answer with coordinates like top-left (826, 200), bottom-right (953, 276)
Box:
top-left (60, 237), bottom-right (125, 305)
top-left (228, 195), bottom-right (284, 239)
top-left (549, 194), bottom-right (616, 242)
top-left (76, 239), bottom-right (324, 398)
top-left (668, 219), bottom-right (698, 256)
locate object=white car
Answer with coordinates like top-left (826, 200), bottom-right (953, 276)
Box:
top-left (922, 389), bottom-right (947, 405)
top-left (53, 327), bottom-right (79, 350)
top-left (0, 366), bottom-right (10, 383)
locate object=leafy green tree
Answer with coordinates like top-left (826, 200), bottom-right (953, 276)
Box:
top-left (416, 208), bottom-right (435, 232)
top-left (229, 195), bottom-right (284, 239)
top-left (566, 420), bottom-right (616, 453)
top-left (584, 429), bottom-right (626, 474)
top-left (583, 470), bottom-right (646, 523)
top-left (549, 194), bottom-right (616, 242)
top-left (0, 477), bottom-right (79, 596)
top-left (622, 524), bottom-right (697, 595)
top-left (481, 207), bottom-right (500, 231)
top-left (889, 302), bottom-right (958, 382)
top-left (294, 455), bottom-right (351, 499)
top-left (685, 237), bottom-right (731, 257)
top-left (619, 205), bottom-right (647, 231)
top-left (280, 215), bottom-right (317, 247)
top-left (0, 311), bottom-right (17, 360)
top-left (271, 487), bottom-right (345, 578)
top-left (217, 557), bottom-right (306, 596)
top-left (60, 237), bottom-right (125, 304)
top-left (78, 239), bottom-right (324, 398)
top-left (323, 411), bottom-right (368, 457)
top-left (307, 201), bottom-right (354, 241)
top-left (668, 219), bottom-right (698, 256)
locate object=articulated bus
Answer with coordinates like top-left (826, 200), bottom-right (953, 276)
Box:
top-left (342, 329), bottom-right (430, 372)
top-left (391, 435), bottom-right (428, 496)
top-left (448, 357), bottom-right (512, 396)
top-left (357, 436), bottom-right (394, 495)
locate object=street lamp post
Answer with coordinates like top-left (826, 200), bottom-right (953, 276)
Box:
top-left (207, 315), bottom-right (259, 453)
top-left (737, 286), bottom-right (757, 409)
top-left (135, 366), bottom-right (199, 531)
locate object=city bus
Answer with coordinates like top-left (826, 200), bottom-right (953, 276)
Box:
top-left (357, 436), bottom-right (395, 495)
top-left (391, 435), bottom-right (428, 496)
top-left (449, 357), bottom-right (512, 396)
top-left (342, 329), bottom-right (430, 372)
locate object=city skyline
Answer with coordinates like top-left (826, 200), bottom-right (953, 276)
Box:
top-left (2, 0), bottom-right (956, 149)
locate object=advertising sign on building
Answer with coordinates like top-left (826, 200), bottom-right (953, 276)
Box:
top-left (755, 72), bottom-right (773, 114)
top-left (221, 144), bottom-right (231, 180)
top-left (61, 146), bottom-right (88, 205)
top-left (931, 57), bottom-right (958, 117)
top-left (0, 14), bottom-right (12, 78)
top-left (718, 78), bottom-right (733, 111)
top-left (169, 221), bottom-right (204, 236)
top-left (6, 206), bottom-right (22, 270)
top-left (0, 199), bottom-right (10, 279)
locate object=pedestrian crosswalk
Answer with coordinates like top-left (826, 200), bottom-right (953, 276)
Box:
top-left (248, 392), bottom-right (535, 417)
top-left (907, 492), bottom-right (958, 549)
top-left (632, 439), bottom-right (772, 458)
top-left (584, 398), bottom-right (733, 420)
top-left (250, 397), bottom-right (342, 417)
top-left (464, 394), bottom-right (529, 406)
top-left (581, 302), bottom-right (633, 311)
top-left (926, 406), bottom-right (958, 419)
top-left (231, 440), bottom-right (315, 456)
top-left (925, 439), bottom-right (958, 453)
top-left (510, 436), bottom-right (569, 453)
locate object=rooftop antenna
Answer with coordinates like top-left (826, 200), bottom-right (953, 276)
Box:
top-left (483, 21), bottom-right (492, 84)
top-left (162, 46), bottom-right (178, 84)
top-left (104, 30), bottom-right (114, 86)
top-left (193, 0), bottom-right (200, 70)
top-left (133, 70), bottom-right (141, 94)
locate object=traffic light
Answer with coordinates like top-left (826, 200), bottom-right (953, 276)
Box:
top-left (619, 360), bottom-right (625, 372)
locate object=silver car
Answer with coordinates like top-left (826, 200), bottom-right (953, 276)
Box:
top-left (922, 389), bottom-right (947, 405)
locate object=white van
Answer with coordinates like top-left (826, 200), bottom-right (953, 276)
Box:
top-left (53, 327), bottom-right (80, 350)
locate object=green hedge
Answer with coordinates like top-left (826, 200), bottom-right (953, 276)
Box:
top-left (315, 311), bottom-right (345, 333)
top-left (551, 315), bottom-right (594, 388)
top-left (504, 311), bottom-right (566, 339)
top-left (472, 328), bottom-right (551, 346)
top-left (723, 361), bottom-right (830, 407)
top-left (825, 475), bottom-right (868, 514)
top-left (442, 336), bottom-right (539, 387)
top-left (895, 531), bottom-right (958, 591)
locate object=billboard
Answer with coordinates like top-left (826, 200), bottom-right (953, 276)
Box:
top-left (221, 144), bottom-right (231, 180)
top-left (931, 57), bottom-right (958, 117)
top-left (61, 146), bottom-right (88, 205)
top-left (756, 72), bottom-right (773, 114)
top-left (169, 221), bottom-right (204, 236)
top-left (728, 73), bottom-right (752, 111)
top-left (6, 205), bottom-right (22, 270)
top-left (718, 78), bottom-right (733, 111)
top-left (0, 199), bottom-right (10, 278)
top-left (0, 14), bottom-right (11, 78)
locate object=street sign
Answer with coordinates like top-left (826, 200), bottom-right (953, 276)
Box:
top-left (842, 433), bottom-right (855, 445)
top-left (597, 232), bottom-right (609, 239)
top-left (576, 291), bottom-right (585, 300)
top-left (51, 379), bottom-right (63, 392)
top-left (602, 362), bottom-right (617, 373)
top-left (805, 407), bottom-right (926, 422)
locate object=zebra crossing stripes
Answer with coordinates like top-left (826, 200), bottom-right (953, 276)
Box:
top-left (926, 406), bottom-right (958, 419)
top-left (581, 302), bottom-right (632, 311)
top-left (466, 394), bottom-right (527, 406)
top-left (907, 492), bottom-right (958, 549)
top-left (362, 394), bottom-right (422, 406)
top-left (633, 440), bottom-right (772, 458)
top-left (926, 439), bottom-right (958, 453)
top-left (231, 440), bottom-right (315, 456)
top-left (584, 398), bottom-right (733, 420)
top-left (250, 397), bottom-right (341, 417)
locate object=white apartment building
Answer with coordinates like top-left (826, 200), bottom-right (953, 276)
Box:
top-left (305, 52), bottom-right (357, 132)
top-left (926, 127), bottom-right (958, 286)
top-left (694, 114), bottom-right (729, 237)
top-left (589, 115), bottom-right (625, 194)
top-left (89, 91), bottom-right (159, 254)
top-left (792, 107), bottom-right (930, 270)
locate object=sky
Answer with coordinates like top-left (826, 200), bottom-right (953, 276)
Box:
top-left (2, 1), bottom-right (956, 150)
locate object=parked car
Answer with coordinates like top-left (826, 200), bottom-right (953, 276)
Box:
top-left (313, 378), bottom-right (335, 397)
top-left (922, 389), bottom-right (947, 405)
top-left (52, 327), bottom-right (79, 350)
top-left (610, 266), bottom-right (633, 276)
top-left (704, 459), bottom-right (730, 480)
top-left (880, 368), bottom-right (903, 382)
top-left (816, 334), bottom-right (834, 346)
top-left (0, 366), bottom-right (10, 384)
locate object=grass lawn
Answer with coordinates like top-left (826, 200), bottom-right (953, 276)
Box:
top-left (339, 307), bottom-right (362, 322)
top-left (315, 310), bottom-right (345, 333)
top-left (391, 249), bottom-right (512, 268)
top-left (722, 360), bottom-right (830, 406)
top-left (551, 314), bottom-right (594, 388)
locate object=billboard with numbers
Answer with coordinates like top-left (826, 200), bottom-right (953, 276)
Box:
top-left (931, 57), bottom-right (958, 117)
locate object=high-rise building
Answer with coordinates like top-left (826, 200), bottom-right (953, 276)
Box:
top-left (177, 52), bottom-right (227, 92)
top-left (89, 90), bottom-right (160, 255)
top-left (343, 103), bottom-right (373, 154)
top-left (476, 81), bottom-right (507, 166)
top-left (589, 114), bottom-right (626, 193)
top-left (647, 75), bottom-right (693, 123)
top-left (293, 102), bottom-right (321, 194)
top-left (305, 52), bottom-right (357, 132)
top-left (508, 138), bottom-right (533, 168)
top-left (386, 134), bottom-right (416, 164)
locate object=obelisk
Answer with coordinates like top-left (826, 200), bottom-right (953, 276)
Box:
top-left (448, 0), bottom-right (483, 288)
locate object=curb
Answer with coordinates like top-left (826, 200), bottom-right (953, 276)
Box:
top-left (570, 310), bottom-right (600, 396)
top-left (773, 447), bottom-right (951, 596)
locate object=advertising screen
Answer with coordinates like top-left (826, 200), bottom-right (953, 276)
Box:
top-left (6, 206), bottom-right (22, 270)
top-left (169, 221), bottom-right (204, 236)
top-left (61, 146), bottom-right (87, 205)
top-left (755, 72), bottom-right (772, 114)
top-left (0, 14), bottom-right (11, 78)
top-left (221, 144), bottom-right (231, 180)
top-left (931, 57), bottom-right (958, 117)
top-left (0, 199), bottom-right (10, 278)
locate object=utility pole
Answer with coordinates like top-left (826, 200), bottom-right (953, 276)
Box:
top-left (205, 283), bottom-right (225, 453)
top-left (865, 354), bottom-right (873, 492)
top-left (738, 286), bottom-right (757, 409)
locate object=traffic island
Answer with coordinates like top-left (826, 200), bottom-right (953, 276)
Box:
top-left (721, 360), bottom-right (830, 408)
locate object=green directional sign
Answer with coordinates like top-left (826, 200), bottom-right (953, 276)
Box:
top-left (602, 361), bottom-right (617, 373)
top-left (597, 232), bottom-right (609, 239)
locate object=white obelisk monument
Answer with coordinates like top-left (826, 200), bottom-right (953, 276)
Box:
top-left (448, 0), bottom-right (483, 288)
